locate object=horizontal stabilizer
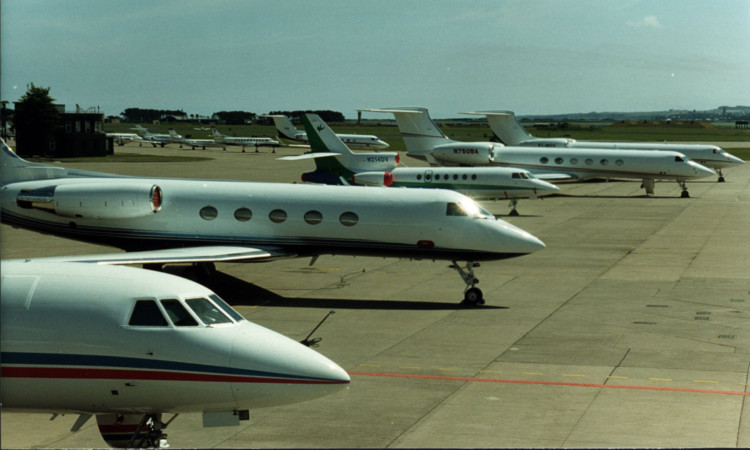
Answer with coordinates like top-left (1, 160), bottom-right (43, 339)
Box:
top-left (277, 153), bottom-right (341, 161)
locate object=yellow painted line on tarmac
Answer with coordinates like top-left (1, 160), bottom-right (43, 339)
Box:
top-left (358, 364), bottom-right (381, 368)
top-left (649, 378), bottom-right (673, 382)
top-left (400, 366), bottom-right (421, 370)
top-left (694, 380), bottom-right (719, 384)
top-left (439, 368), bottom-right (460, 372)
top-left (522, 372), bottom-right (544, 376)
top-left (607, 376), bottom-right (629, 380)
top-left (563, 374), bottom-right (586, 378)
top-left (480, 370), bottom-right (503, 375)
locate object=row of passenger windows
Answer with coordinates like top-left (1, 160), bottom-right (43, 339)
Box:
top-left (539, 156), bottom-right (625, 166)
top-left (199, 206), bottom-right (360, 226)
top-left (128, 294), bottom-right (244, 327)
top-left (418, 173), bottom-right (478, 181)
top-left (416, 172), bottom-right (533, 182)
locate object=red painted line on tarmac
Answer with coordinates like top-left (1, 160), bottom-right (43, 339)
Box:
top-left (349, 371), bottom-right (750, 397)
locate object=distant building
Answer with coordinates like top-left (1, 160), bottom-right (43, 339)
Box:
top-left (14, 103), bottom-right (113, 157)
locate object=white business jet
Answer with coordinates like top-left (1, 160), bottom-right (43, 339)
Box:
top-left (132, 125), bottom-right (172, 148)
top-left (1, 258), bottom-right (349, 448)
top-left (464, 110), bottom-right (744, 182)
top-left (106, 132), bottom-right (140, 146)
top-left (0, 139), bottom-right (544, 305)
top-left (167, 129), bottom-right (223, 150)
top-left (262, 114), bottom-right (390, 149)
top-left (212, 128), bottom-right (280, 151)
top-left (362, 107), bottom-right (715, 198)
top-left (282, 114), bottom-right (559, 215)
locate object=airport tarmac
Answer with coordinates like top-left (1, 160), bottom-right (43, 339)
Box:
top-left (2, 142), bottom-right (750, 448)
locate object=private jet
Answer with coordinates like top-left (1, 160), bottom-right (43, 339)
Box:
top-left (212, 128), bottom-right (280, 151)
top-left (262, 114), bottom-right (390, 149)
top-left (282, 114), bottom-right (559, 215)
top-left (464, 110), bottom-right (744, 182)
top-left (168, 129), bottom-right (223, 150)
top-left (1, 257), bottom-right (349, 448)
top-left (0, 139), bottom-right (544, 305)
top-left (132, 125), bottom-right (171, 148)
top-left (362, 107), bottom-right (715, 198)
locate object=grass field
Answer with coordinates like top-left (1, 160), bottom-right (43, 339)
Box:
top-left (104, 120), bottom-right (750, 160)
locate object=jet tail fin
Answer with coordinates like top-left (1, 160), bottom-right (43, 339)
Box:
top-left (263, 115), bottom-right (304, 142)
top-left (360, 107), bottom-right (451, 155)
top-left (462, 111), bottom-right (532, 146)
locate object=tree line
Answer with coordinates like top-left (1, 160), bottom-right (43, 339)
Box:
top-left (120, 108), bottom-right (346, 125)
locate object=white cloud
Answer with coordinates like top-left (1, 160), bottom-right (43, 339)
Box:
top-left (627, 15), bottom-right (663, 28)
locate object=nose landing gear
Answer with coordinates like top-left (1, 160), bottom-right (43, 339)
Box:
top-left (451, 260), bottom-right (485, 306)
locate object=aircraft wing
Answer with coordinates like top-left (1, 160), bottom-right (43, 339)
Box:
top-left (26, 245), bottom-right (295, 266)
top-left (533, 173), bottom-right (579, 182)
top-left (277, 153), bottom-right (340, 161)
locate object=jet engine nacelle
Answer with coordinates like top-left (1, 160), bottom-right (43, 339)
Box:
top-left (429, 143), bottom-right (495, 165)
top-left (351, 171), bottom-right (393, 187)
top-left (17, 182), bottom-right (162, 219)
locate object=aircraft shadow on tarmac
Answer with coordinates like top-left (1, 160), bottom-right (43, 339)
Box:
top-left (164, 267), bottom-right (507, 311)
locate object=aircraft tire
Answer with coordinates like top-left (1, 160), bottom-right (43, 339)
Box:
top-left (463, 287), bottom-right (484, 306)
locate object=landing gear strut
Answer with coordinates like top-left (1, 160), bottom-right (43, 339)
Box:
top-left (129, 413), bottom-right (176, 448)
top-left (678, 180), bottom-right (690, 198)
top-left (451, 260), bottom-right (485, 306)
top-left (508, 199), bottom-right (519, 216)
top-left (717, 168), bottom-right (725, 182)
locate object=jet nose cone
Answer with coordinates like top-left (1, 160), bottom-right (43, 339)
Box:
top-left (697, 162), bottom-right (716, 177)
top-left (231, 322), bottom-right (350, 408)
top-left (536, 179), bottom-right (560, 195)
top-left (728, 153), bottom-right (745, 165)
top-left (498, 220), bottom-right (546, 254)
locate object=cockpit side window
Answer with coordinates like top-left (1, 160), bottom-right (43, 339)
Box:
top-left (186, 297), bottom-right (232, 325)
top-left (446, 201), bottom-right (495, 220)
top-left (446, 202), bottom-right (466, 216)
top-left (161, 299), bottom-right (199, 326)
top-left (209, 294), bottom-right (245, 322)
top-left (675, 156), bottom-right (684, 162)
top-left (129, 300), bottom-right (168, 326)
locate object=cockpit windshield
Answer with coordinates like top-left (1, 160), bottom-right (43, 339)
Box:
top-left (186, 297), bottom-right (232, 325)
top-left (446, 199), bottom-right (495, 220)
top-left (209, 294), bottom-right (245, 322)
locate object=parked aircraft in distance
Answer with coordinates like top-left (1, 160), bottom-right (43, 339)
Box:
top-left (262, 114), bottom-right (390, 149)
top-left (133, 125), bottom-right (172, 148)
top-left (362, 107), bottom-right (715, 198)
top-left (286, 114), bottom-right (558, 216)
top-left (0, 139), bottom-right (544, 304)
top-left (212, 128), bottom-right (280, 151)
top-left (106, 132), bottom-right (140, 146)
top-left (168, 129), bottom-right (223, 150)
top-left (132, 125), bottom-right (172, 148)
top-left (464, 110), bottom-right (744, 182)
top-left (1, 258), bottom-right (349, 448)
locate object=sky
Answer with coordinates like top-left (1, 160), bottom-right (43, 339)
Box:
top-left (2, 0), bottom-right (749, 119)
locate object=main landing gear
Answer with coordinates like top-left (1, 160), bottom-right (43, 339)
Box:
top-left (130, 413), bottom-right (174, 448)
top-left (451, 260), bottom-right (485, 306)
